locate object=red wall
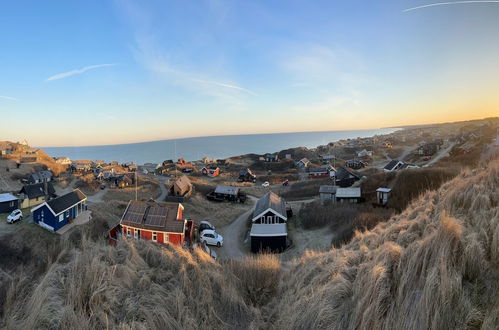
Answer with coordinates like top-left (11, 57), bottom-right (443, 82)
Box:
top-left (121, 225), bottom-right (184, 245)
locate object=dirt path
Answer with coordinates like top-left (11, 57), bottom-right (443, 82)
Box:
top-left (86, 188), bottom-right (109, 204)
top-left (426, 142), bottom-right (456, 167)
top-left (218, 196), bottom-right (258, 260)
top-left (157, 180), bottom-right (167, 201)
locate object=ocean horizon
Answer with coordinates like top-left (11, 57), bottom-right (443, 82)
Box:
top-left (41, 128), bottom-right (400, 165)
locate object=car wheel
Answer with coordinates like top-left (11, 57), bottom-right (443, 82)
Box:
top-left (217, 242), bottom-right (221, 248)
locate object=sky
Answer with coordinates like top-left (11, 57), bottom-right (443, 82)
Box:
top-left (1, 0), bottom-right (498, 147)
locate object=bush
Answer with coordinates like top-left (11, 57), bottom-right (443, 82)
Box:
top-left (298, 202), bottom-right (394, 247)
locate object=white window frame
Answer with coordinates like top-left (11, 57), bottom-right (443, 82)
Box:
top-left (152, 232), bottom-right (157, 242)
top-left (267, 216), bottom-right (272, 224)
top-left (164, 233), bottom-right (169, 242)
top-left (59, 214), bottom-right (64, 222)
top-left (127, 229), bottom-right (131, 237)
top-left (134, 229), bottom-right (138, 239)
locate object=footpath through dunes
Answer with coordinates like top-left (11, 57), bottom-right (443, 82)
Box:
top-left (1, 157), bottom-right (498, 329)
top-left (273, 157), bottom-right (499, 330)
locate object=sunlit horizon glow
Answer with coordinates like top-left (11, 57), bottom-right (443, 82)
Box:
top-left (1, 1), bottom-right (498, 147)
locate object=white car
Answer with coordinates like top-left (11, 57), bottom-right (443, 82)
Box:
top-left (7, 209), bottom-right (23, 224)
top-left (200, 230), bottom-right (224, 247)
top-left (261, 181), bottom-right (270, 187)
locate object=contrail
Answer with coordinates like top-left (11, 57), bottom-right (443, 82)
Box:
top-left (403, 0), bottom-right (499, 12)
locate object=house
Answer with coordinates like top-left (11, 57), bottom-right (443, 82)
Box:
top-left (383, 160), bottom-right (418, 172)
top-left (71, 160), bottom-right (93, 173)
top-left (376, 188), bottom-right (391, 206)
top-left (345, 159), bottom-right (366, 170)
top-left (336, 187), bottom-right (361, 203)
top-left (54, 157), bottom-right (72, 165)
top-left (18, 182), bottom-right (56, 209)
top-left (319, 185), bottom-right (337, 205)
top-left (119, 200), bottom-right (190, 246)
top-left (296, 158), bottom-right (310, 169)
top-left (264, 153), bottom-right (279, 162)
top-left (31, 189), bottom-right (87, 232)
top-left (250, 192), bottom-right (288, 253)
top-left (116, 175), bottom-right (133, 189)
top-left (0, 142), bottom-right (13, 156)
top-left (207, 185), bottom-right (246, 203)
top-left (238, 168), bottom-right (256, 182)
top-left (170, 175), bottom-right (192, 197)
top-left (335, 167), bottom-right (361, 187)
top-left (356, 149), bottom-right (373, 158)
top-left (320, 154), bottom-right (336, 161)
top-left (201, 166), bottom-right (220, 177)
top-left (0, 193), bottom-right (19, 214)
top-left (28, 170), bottom-right (53, 184)
top-left (416, 142), bottom-right (439, 156)
top-left (383, 160), bottom-right (406, 172)
top-left (141, 163), bottom-right (160, 175)
top-left (308, 165), bottom-right (335, 179)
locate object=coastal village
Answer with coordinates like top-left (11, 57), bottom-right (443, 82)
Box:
top-left (0, 118), bottom-right (498, 259)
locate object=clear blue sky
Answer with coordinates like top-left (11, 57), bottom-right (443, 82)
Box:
top-left (1, 0), bottom-right (498, 146)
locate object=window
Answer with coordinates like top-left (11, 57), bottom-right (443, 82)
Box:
top-left (59, 214), bottom-right (64, 222)
top-left (127, 229), bottom-right (131, 237)
top-left (9, 201), bottom-right (14, 207)
top-left (267, 216), bottom-right (273, 224)
top-left (164, 233), bottom-right (169, 242)
top-left (65, 210), bottom-right (69, 218)
top-left (152, 232), bottom-right (157, 242)
top-left (134, 229), bottom-right (138, 239)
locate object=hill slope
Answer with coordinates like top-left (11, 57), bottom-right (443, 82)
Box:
top-left (0, 159), bottom-right (498, 329)
top-left (274, 160), bottom-right (499, 329)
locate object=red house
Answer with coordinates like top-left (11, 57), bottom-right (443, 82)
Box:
top-left (308, 165), bottom-right (335, 179)
top-left (119, 200), bottom-right (188, 245)
top-left (201, 166), bottom-right (220, 177)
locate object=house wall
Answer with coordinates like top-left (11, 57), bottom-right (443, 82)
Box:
top-left (251, 235), bottom-right (287, 253)
top-left (20, 196), bottom-right (46, 209)
top-left (121, 225), bottom-right (184, 245)
top-left (33, 204), bottom-right (80, 231)
top-left (336, 197), bottom-right (360, 204)
top-left (309, 172), bottom-right (328, 178)
top-left (253, 211), bottom-right (286, 224)
top-left (0, 200), bottom-right (18, 214)
top-left (320, 193), bottom-right (335, 205)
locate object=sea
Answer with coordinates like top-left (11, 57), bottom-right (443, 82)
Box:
top-left (41, 128), bottom-right (400, 165)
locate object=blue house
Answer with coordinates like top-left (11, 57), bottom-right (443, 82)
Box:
top-left (31, 189), bottom-right (87, 232)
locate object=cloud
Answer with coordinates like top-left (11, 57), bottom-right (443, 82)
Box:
top-left (46, 63), bottom-right (117, 82)
top-left (0, 95), bottom-right (17, 101)
top-left (403, 1), bottom-right (499, 12)
top-left (115, 0), bottom-right (255, 105)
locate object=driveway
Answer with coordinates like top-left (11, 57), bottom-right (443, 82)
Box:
top-left (217, 196), bottom-right (258, 260)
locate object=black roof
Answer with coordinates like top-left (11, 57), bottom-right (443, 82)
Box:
top-left (19, 182), bottom-right (55, 199)
top-left (383, 160), bottom-right (400, 171)
top-left (47, 189), bottom-right (86, 215)
top-left (335, 167), bottom-right (360, 181)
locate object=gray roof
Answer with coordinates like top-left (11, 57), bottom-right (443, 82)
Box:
top-left (0, 193), bottom-right (18, 203)
top-left (250, 223), bottom-right (287, 237)
top-left (253, 192), bottom-right (287, 220)
top-left (376, 188), bottom-right (392, 193)
top-left (214, 185), bottom-right (239, 196)
top-left (319, 185), bottom-right (337, 194)
top-left (336, 187), bottom-right (361, 198)
top-left (30, 170), bottom-right (53, 182)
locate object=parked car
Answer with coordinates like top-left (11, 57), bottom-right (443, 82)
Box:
top-left (7, 209), bottom-right (23, 224)
top-left (200, 230), bottom-right (224, 247)
top-left (282, 179), bottom-right (289, 186)
top-left (199, 220), bottom-right (215, 234)
top-left (261, 181), bottom-right (270, 187)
